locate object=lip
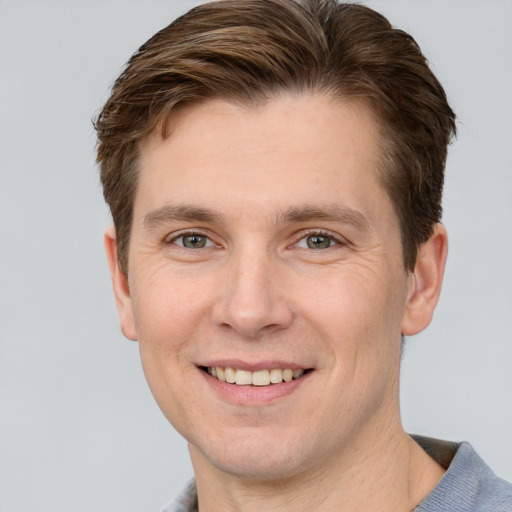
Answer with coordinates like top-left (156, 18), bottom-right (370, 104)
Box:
top-left (197, 362), bottom-right (313, 406)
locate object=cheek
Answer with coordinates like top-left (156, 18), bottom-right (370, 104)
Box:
top-left (130, 260), bottom-right (216, 341)
top-left (131, 271), bottom-right (210, 430)
top-left (302, 263), bottom-right (403, 331)
top-left (128, 269), bottom-right (212, 404)
top-left (294, 263), bottom-right (405, 381)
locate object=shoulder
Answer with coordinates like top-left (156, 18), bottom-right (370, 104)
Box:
top-left (159, 479), bottom-right (198, 512)
top-left (475, 465), bottom-right (512, 512)
top-left (447, 441), bottom-right (512, 512)
top-left (412, 436), bottom-right (512, 512)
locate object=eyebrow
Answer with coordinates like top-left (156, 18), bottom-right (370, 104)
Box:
top-left (280, 204), bottom-right (370, 231)
top-left (143, 205), bottom-right (225, 229)
top-left (143, 203), bottom-right (370, 231)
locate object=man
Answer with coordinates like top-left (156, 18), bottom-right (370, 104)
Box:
top-left (94, 0), bottom-right (512, 510)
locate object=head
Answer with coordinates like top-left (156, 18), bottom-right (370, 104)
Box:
top-left (95, 0), bottom-right (456, 276)
top-left (96, 0), bottom-right (455, 483)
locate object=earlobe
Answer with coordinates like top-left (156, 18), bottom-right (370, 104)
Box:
top-left (104, 227), bottom-right (138, 341)
top-left (401, 223), bottom-right (448, 336)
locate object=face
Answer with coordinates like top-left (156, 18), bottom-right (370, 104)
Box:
top-left (108, 94), bottom-right (428, 481)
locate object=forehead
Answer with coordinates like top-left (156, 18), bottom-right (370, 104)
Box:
top-left (135, 94), bottom-right (389, 224)
top-left (143, 93), bottom-right (380, 160)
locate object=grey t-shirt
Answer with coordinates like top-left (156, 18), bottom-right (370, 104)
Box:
top-left (160, 436), bottom-right (512, 512)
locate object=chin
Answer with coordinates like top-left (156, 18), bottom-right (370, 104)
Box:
top-left (190, 430), bottom-right (315, 482)
top-left (210, 452), bottom-right (307, 482)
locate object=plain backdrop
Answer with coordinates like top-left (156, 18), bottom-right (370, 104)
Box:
top-left (0, 1), bottom-right (511, 511)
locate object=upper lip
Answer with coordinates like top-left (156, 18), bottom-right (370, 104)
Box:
top-left (199, 359), bottom-right (311, 371)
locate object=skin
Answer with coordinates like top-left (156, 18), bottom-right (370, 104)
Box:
top-left (105, 94), bottom-right (448, 511)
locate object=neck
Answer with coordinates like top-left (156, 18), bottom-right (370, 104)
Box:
top-left (190, 419), bottom-right (445, 512)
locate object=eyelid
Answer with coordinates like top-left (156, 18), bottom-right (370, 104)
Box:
top-left (162, 228), bottom-right (347, 248)
top-left (164, 229), bottom-right (216, 246)
top-left (293, 229), bottom-right (348, 248)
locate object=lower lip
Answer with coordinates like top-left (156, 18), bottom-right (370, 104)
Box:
top-left (199, 369), bottom-right (312, 406)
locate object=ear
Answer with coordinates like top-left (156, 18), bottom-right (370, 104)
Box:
top-left (104, 227), bottom-right (137, 341)
top-left (401, 223), bottom-right (448, 336)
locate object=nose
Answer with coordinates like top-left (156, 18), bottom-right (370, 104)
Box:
top-left (212, 248), bottom-right (294, 338)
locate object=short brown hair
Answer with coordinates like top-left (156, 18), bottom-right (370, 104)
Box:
top-left (95, 0), bottom-right (456, 273)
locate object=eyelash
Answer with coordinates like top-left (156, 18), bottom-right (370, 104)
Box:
top-left (294, 229), bottom-right (346, 250)
top-left (165, 229), bottom-right (345, 250)
top-left (166, 230), bottom-right (215, 248)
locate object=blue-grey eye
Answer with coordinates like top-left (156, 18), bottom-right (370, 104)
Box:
top-left (176, 234), bottom-right (211, 248)
top-left (306, 234), bottom-right (333, 249)
top-left (295, 233), bottom-right (337, 250)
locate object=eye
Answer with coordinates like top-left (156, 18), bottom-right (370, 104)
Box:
top-left (172, 233), bottom-right (214, 249)
top-left (296, 233), bottom-right (339, 250)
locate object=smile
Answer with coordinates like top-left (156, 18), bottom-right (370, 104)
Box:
top-left (204, 367), bottom-right (307, 386)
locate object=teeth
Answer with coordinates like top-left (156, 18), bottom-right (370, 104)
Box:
top-left (235, 369), bottom-right (252, 385)
top-left (207, 366), bottom-right (305, 386)
top-left (252, 369), bottom-right (270, 386)
top-left (225, 367), bottom-right (236, 383)
top-left (270, 368), bottom-right (283, 383)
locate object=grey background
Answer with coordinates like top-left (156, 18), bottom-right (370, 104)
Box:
top-left (0, 1), bottom-right (510, 511)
